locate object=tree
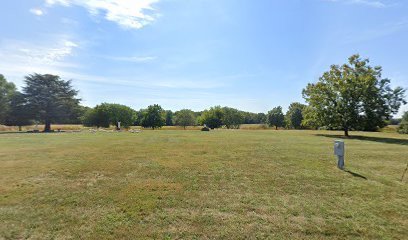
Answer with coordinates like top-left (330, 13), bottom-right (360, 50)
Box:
top-left (267, 106), bottom-right (284, 130)
top-left (5, 91), bottom-right (32, 131)
top-left (0, 74), bottom-right (16, 124)
top-left (199, 106), bottom-right (223, 129)
top-left (134, 109), bottom-right (146, 126)
top-left (255, 113), bottom-right (267, 124)
top-left (165, 110), bottom-right (174, 126)
top-left (104, 103), bottom-right (136, 129)
top-left (23, 74), bottom-right (81, 132)
top-left (398, 112), bottom-right (408, 134)
top-left (82, 103), bottom-right (135, 129)
top-left (82, 105), bottom-right (110, 128)
top-left (175, 109), bottom-right (195, 129)
top-left (222, 107), bottom-right (243, 129)
top-left (301, 106), bottom-right (319, 130)
top-left (141, 104), bottom-right (165, 129)
top-left (285, 102), bottom-right (306, 129)
top-left (303, 54), bottom-right (406, 136)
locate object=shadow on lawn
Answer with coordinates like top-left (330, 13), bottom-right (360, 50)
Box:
top-left (0, 132), bottom-right (31, 135)
top-left (0, 131), bottom-right (62, 135)
top-left (315, 134), bottom-right (408, 146)
top-left (344, 169), bottom-right (367, 180)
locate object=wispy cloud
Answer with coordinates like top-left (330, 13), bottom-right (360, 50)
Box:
top-left (343, 19), bottom-right (408, 43)
top-left (325, 0), bottom-right (389, 8)
top-left (105, 56), bottom-right (157, 63)
top-left (45, 0), bottom-right (160, 29)
top-left (0, 37), bottom-right (79, 84)
top-left (29, 8), bottom-right (45, 16)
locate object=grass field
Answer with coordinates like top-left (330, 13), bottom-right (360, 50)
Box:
top-left (1, 130), bottom-right (407, 239)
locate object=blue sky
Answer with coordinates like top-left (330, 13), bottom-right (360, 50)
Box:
top-left (1, 0), bottom-right (407, 116)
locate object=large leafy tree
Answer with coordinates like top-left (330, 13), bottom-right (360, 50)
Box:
top-left (0, 74), bottom-right (17, 124)
top-left (301, 106), bottom-right (319, 130)
top-left (82, 103), bottom-right (135, 129)
top-left (82, 105), bottom-right (110, 128)
top-left (267, 106), bottom-right (285, 130)
top-left (285, 102), bottom-right (306, 129)
top-left (222, 107), bottom-right (243, 129)
top-left (303, 55), bottom-right (406, 136)
top-left (5, 92), bottom-right (32, 131)
top-left (105, 103), bottom-right (136, 129)
top-left (141, 104), bottom-right (165, 129)
top-left (398, 112), bottom-right (408, 134)
top-left (23, 74), bottom-right (81, 132)
top-left (199, 106), bottom-right (224, 129)
top-left (134, 109), bottom-right (146, 126)
top-left (175, 109), bottom-right (196, 129)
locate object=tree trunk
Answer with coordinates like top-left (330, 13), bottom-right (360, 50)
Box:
top-left (18, 126), bottom-right (22, 132)
top-left (275, 126), bottom-right (278, 130)
top-left (344, 128), bottom-right (349, 137)
top-left (44, 120), bottom-right (51, 132)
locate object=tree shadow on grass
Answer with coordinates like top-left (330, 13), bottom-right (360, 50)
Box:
top-left (0, 131), bottom-right (63, 135)
top-left (315, 134), bottom-right (408, 146)
top-left (344, 169), bottom-right (367, 180)
top-left (0, 132), bottom-right (32, 135)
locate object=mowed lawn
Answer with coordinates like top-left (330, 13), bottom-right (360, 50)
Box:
top-left (1, 130), bottom-right (407, 239)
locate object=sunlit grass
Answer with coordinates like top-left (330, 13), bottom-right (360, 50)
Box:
top-left (1, 130), bottom-right (407, 239)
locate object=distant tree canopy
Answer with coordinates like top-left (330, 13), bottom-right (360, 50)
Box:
top-left (141, 104), bottom-right (165, 129)
top-left (199, 106), bottom-right (224, 129)
top-left (267, 106), bottom-right (285, 130)
top-left (82, 103), bottom-right (135, 128)
top-left (285, 102), bottom-right (306, 129)
top-left (4, 92), bottom-right (32, 131)
top-left (398, 112), bottom-right (408, 134)
top-left (165, 110), bottom-right (174, 126)
top-left (175, 109), bottom-right (196, 129)
top-left (23, 74), bottom-right (81, 132)
top-left (222, 107), bottom-right (243, 129)
top-left (301, 106), bottom-right (319, 130)
top-left (0, 74), bottom-right (16, 123)
top-left (303, 54), bottom-right (406, 136)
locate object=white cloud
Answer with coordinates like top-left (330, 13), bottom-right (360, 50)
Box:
top-left (45, 0), bottom-right (160, 29)
top-left (342, 19), bottom-right (408, 44)
top-left (29, 8), bottom-right (45, 16)
top-left (106, 56), bottom-right (157, 62)
top-left (325, 0), bottom-right (389, 8)
top-left (0, 38), bottom-right (79, 85)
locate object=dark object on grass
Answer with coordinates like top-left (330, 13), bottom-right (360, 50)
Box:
top-left (201, 126), bottom-right (210, 131)
top-left (401, 162), bottom-right (408, 182)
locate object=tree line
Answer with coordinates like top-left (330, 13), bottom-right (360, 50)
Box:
top-left (0, 54), bottom-right (406, 135)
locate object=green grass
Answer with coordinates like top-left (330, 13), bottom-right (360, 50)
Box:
top-left (1, 130), bottom-right (407, 239)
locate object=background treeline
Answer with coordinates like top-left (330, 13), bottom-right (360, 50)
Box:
top-left (0, 73), bottom-right (320, 131)
top-left (0, 55), bottom-right (407, 134)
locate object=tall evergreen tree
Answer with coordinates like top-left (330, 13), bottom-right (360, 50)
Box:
top-left (23, 74), bottom-right (81, 132)
top-left (5, 92), bottom-right (32, 131)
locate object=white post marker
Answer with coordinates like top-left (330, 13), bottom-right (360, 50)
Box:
top-left (334, 140), bottom-right (345, 170)
top-left (117, 122), bottom-right (121, 130)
